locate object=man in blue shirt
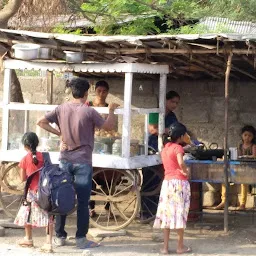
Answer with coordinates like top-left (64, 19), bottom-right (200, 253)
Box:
top-left (141, 91), bottom-right (180, 220)
top-left (148, 90), bottom-right (180, 151)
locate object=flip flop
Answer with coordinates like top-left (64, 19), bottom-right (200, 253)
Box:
top-left (18, 237), bottom-right (34, 248)
top-left (176, 246), bottom-right (192, 254)
top-left (77, 240), bottom-right (100, 249)
top-left (40, 243), bottom-right (54, 253)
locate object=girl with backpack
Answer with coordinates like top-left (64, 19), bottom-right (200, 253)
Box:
top-left (14, 132), bottom-right (53, 253)
top-left (153, 122), bottom-right (192, 254)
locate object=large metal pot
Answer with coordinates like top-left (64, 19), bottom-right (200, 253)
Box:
top-left (39, 48), bottom-right (52, 59)
top-left (64, 51), bottom-right (84, 63)
top-left (12, 43), bottom-right (40, 60)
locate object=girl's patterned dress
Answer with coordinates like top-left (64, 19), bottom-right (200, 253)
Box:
top-left (153, 179), bottom-right (190, 229)
top-left (153, 142), bottom-right (191, 230)
top-left (14, 152), bottom-right (51, 227)
top-left (14, 190), bottom-right (50, 227)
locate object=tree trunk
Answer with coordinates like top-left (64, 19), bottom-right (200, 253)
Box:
top-left (0, 0), bottom-right (23, 28)
top-left (10, 70), bottom-right (24, 103)
top-left (0, 0), bottom-right (24, 148)
top-left (0, 0), bottom-right (24, 102)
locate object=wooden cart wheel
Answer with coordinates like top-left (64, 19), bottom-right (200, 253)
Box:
top-left (0, 162), bottom-right (25, 218)
top-left (90, 168), bottom-right (140, 231)
top-left (140, 165), bottom-right (163, 224)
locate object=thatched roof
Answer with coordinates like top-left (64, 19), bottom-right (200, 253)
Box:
top-left (0, 28), bottom-right (256, 80)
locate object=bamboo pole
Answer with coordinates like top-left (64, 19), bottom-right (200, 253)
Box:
top-left (224, 53), bottom-right (233, 233)
top-left (1, 36), bottom-right (256, 55)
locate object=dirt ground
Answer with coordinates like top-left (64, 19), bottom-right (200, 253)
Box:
top-left (1, 212), bottom-right (256, 256)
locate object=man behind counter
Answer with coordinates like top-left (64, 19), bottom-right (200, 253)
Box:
top-left (148, 90), bottom-right (180, 152)
top-left (141, 91), bottom-right (180, 220)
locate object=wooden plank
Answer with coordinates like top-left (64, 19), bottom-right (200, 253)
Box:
top-left (2, 69), bottom-right (11, 151)
top-left (188, 162), bottom-right (225, 183)
top-left (46, 71), bottom-right (53, 104)
top-left (122, 73), bottom-right (133, 158)
top-left (230, 162), bottom-right (256, 184)
top-left (144, 114), bottom-right (149, 155)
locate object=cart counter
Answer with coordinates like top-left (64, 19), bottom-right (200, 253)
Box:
top-left (187, 160), bottom-right (256, 184)
top-left (0, 150), bottom-right (162, 169)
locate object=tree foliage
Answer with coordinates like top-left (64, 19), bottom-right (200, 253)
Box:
top-left (64, 0), bottom-right (256, 35)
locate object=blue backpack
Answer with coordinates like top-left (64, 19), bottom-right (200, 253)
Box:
top-left (24, 153), bottom-right (76, 215)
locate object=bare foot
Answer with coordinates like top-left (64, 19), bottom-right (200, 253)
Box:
top-left (160, 248), bottom-right (169, 254)
top-left (177, 246), bottom-right (192, 254)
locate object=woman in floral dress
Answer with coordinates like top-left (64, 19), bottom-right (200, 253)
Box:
top-left (154, 122), bottom-right (192, 254)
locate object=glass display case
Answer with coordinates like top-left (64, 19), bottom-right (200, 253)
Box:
top-left (1, 59), bottom-right (168, 169)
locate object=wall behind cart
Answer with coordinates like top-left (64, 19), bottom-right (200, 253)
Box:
top-left (0, 72), bottom-right (256, 148)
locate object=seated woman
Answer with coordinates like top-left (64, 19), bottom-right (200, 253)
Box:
top-left (215, 125), bottom-right (256, 210)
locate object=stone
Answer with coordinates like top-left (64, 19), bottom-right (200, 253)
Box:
top-left (203, 182), bottom-right (221, 192)
top-left (152, 232), bottom-right (163, 242)
top-left (0, 218), bottom-right (14, 225)
top-left (203, 191), bottom-right (219, 207)
top-left (0, 226), bottom-right (5, 237)
top-left (82, 250), bottom-right (94, 256)
top-left (88, 228), bottom-right (126, 238)
top-left (0, 219), bottom-right (23, 229)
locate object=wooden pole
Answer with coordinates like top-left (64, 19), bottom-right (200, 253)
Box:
top-left (224, 53), bottom-right (233, 233)
top-left (158, 74), bottom-right (167, 151)
top-left (122, 72), bottom-right (133, 158)
top-left (2, 68), bottom-right (11, 150)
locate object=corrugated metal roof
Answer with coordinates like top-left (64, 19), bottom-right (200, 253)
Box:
top-left (200, 17), bottom-right (256, 34)
top-left (0, 28), bottom-right (255, 80)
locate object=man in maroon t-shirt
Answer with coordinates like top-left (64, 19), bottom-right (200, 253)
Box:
top-left (37, 77), bottom-right (118, 249)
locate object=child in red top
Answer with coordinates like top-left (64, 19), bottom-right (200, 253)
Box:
top-left (14, 132), bottom-right (53, 253)
top-left (154, 122), bottom-right (192, 254)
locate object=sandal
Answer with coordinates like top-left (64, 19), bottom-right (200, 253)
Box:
top-left (237, 204), bottom-right (246, 210)
top-left (176, 246), bottom-right (192, 254)
top-left (214, 202), bottom-right (225, 210)
top-left (18, 237), bottom-right (34, 247)
top-left (76, 238), bottom-right (100, 249)
top-left (40, 243), bottom-right (53, 253)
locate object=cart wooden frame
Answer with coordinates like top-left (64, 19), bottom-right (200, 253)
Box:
top-left (0, 59), bottom-right (168, 230)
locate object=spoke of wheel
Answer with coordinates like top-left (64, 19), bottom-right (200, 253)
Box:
top-left (113, 184), bottom-right (133, 197)
top-left (141, 174), bottom-right (157, 190)
top-left (2, 194), bottom-right (16, 198)
top-left (103, 171), bottom-right (110, 194)
top-left (144, 196), bottom-right (159, 207)
top-left (14, 167), bottom-right (20, 180)
top-left (96, 202), bottom-right (108, 223)
top-left (113, 177), bottom-right (125, 196)
top-left (91, 189), bottom-right (106, 197)
top-left (6, 197), bottom-right (21, 209)
top-left (110, 202), bottom-right (119, 226)
top-left (113, 203), bottom-right (129, 220)
top-left (107, 205), bottom-right (111, 227)
top-left (93, 178), bottom-right (107, 196)
top-left (109, 171), bottom-right (115, 195)
top-left (142, 183), bottom-right (159, 193)
top-left (122, 196), bottom-right (136, 213)
top-left (142, 200), bottom-right (154, 217)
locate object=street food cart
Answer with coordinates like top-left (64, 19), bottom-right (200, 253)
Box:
top-left (0, 58), bottom-right (168, 230)
top-left (1, 30), bottom-right (256, 232)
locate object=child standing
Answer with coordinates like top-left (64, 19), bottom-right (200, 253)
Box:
top-left (215, 125), bottom-right (256, 210)
top-left (14, 132), bottom-right (53, 253)
top-left (154, 122), bottom-right (192, 254)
